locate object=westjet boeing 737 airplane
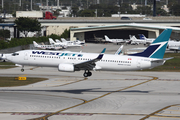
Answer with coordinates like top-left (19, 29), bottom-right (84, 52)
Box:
top-left (0, 29), bottom-right (173, 77)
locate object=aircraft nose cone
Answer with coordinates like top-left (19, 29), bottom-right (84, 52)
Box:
top-left (0, 53), bottom-right (3, 60)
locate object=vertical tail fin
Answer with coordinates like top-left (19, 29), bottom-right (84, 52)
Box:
top-left (61, 38), bottom-right (67, 42)
top-left (104, 35), bottom-right (110, 41)
top-left (55, 39), bottom-right (61, 43)
top-left (33, 41), bottom-right (39, 47)
top-left (129, 29), bottom-right (172, 59)
top-left (130, 36), bottom-right (137, 41)
top-left (49, 38), bottom-right (56, 45)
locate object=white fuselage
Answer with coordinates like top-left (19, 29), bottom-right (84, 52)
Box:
top-left (145, 38), bottom-right (154, 44)
top-left (104, 35), bottom-right (124, 43)
top-left (107, 39), bottom-right (124, 43)
top-left (130, 36), bottom-right (146, 45)
top-left (6, 50), bottom-right (163, 72)
top-left (53, 41), bottom-right (82, 47)
top-left (36, 44), bottom-right (62, 50)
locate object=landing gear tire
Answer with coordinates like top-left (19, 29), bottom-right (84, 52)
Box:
top-left (21, 65), bottom-right (24, 72)
top-left (83, 70), bottom-right (92, 77)
top-left (83, 72), bottom-right (88, 77)
top-left (87, 71), bottom-right (92, 76)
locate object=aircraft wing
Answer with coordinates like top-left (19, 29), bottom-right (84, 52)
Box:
top-left (74, 48), bottom-right (106, 70)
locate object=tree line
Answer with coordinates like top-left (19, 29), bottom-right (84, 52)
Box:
top-left (0, 17), bottom-right (70, 50)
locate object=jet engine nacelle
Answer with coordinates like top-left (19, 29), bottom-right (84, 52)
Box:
top-left (58, 64), bottom-right (74, 72)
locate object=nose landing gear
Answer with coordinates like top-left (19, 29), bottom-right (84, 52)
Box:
top-left (83, 70), bottom-right (92, 77)
top-left (21, 65), bottom-right (24, 72)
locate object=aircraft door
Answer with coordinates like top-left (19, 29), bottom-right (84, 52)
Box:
top-left (137, 59), bottom-right (141, 68)
top-left (24, 52), bottom-right (28, 60)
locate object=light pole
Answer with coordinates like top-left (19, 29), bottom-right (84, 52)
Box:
top-left (95, 9), bottom-right (97, 17)
top-left (26, 5), bottom-right (28, 11)
top-left (57, 0), bottom-right (59, 9)
top-left (153, 0), bottom-right (156, 17)
top-left (145, 0), bottom-right (147, 6)
top-left (46, 0), bottom-right (48, 8)
top-left (19, 0), bottom-right (21, 7)
top-left (87, 0), bottom-right (88, 9)
top-left (31, 0), bottom-right (32, 11)
top-left (2, 0), bottom-right (3, 9)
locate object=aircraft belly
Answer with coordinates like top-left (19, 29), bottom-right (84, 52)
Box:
top-left (98, 63), bottom-right (134, 71)
top-left (98, 59), bottom-right (151, 71)
top-left (26, 58), bottom-right (57, 67)
top-left (37, 59), bottom-right (58, 67)
top-left (151, 61), bottom-right (163, 68)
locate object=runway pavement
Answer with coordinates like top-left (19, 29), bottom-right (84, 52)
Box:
top-left (0, 43), bottom-right (180, 120)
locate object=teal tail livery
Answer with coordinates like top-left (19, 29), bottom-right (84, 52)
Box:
top-left (129, 28), bottom-right (172, 59)
top-left (1, 29), bottom-right (173, 77)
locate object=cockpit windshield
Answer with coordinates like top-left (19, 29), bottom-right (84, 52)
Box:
top-left (12, 53), bottom-right (19, 56)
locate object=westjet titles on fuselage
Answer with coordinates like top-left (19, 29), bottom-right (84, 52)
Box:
top-left (32, 51), bottom-right (83, 57)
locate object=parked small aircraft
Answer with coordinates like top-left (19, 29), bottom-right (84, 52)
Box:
top-left (49, 38), bottom-right (82, 48)
top-left (167, 40), bottom-right (180, 53)
top-left (129, 35), bottom-right (146, 45)
top-left (104, 35), bottom-right (124, 45)
top-left (33, 41), bottom-right (63, 50)
top-left (93, 34), bottom-right (106, 43)
top-left (138, 34), bottom-right (154, 45)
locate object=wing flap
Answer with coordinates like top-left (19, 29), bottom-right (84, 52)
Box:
top-left (74, 48), bottom-right (106, 70)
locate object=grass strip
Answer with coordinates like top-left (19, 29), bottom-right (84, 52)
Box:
top-left (0, 77), bottom-right (48, 87)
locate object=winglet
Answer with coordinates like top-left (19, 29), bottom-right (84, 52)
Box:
top-left (101, 48), bottom-right (106, 53)
top-left (97, 48), bottom-right (106, 60)
top-left (115, 45), bottom-right (123, 55)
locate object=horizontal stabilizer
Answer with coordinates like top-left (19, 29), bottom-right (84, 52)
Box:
top-left (151, 57), bottom-right (174, 62)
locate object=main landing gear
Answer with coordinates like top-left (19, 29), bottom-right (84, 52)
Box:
top-left (83, 70), bottom-right (92, 77)
top-left (21, 65), bottom-right (24, 72)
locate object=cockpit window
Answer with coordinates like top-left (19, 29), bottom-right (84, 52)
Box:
top-left (12, 53), bottom-right (19, 56)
